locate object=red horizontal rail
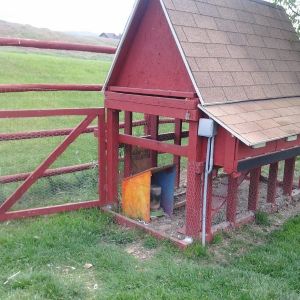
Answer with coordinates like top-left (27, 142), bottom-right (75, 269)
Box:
top-left (0, 119), bottom-right (175, 141)
top-left (0, 163), bottom-right (95, 184)
top-left (0, 200), bottom-right (101, 222)
top-left (0, 108), bottom-right (101, 118)
top-left (0, 84), bottom-right (103, 93)
top-left (0, 127), bottom-right (96, 141)
top-left (0, 37), bottom-right (116, 54)
top-left (108, 86), bottom-right (197, 99)
top-left (119, 134), bottom-right (189, 157)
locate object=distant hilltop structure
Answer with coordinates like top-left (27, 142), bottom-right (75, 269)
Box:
top-left (99, 32), bottom-right (121, 40)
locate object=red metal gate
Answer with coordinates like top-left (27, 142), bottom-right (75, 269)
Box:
top-left (0, 108), bottom-right (106, 221)
top-left (0, 37), bottom-right (116, 221)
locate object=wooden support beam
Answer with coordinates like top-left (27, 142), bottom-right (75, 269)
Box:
top-left (124, 112), bottom-right (133, 178)
top-left (149, 115), bottom-right (159, 167)
top-left (283, 157), bottom-right (296, 196)
top-left (173, 119), bottom-right (182, 188)
top-left (226, 173), bottom-right (239, 225)
top-left (248, 167), bottom-right (261, 211)
top-left (105, 99), bottom-right (199, 121)
top-left (267, 162), bottom-right (279, 205)
top-left (108, 86), bottom-right (197, 99)
top-left (106, 91), bottom-right (198, 110)
top-left (98, 111), bottom-right (107, 205)
top-left (185, 121), bottom-right (203, 238)
top-left (206, 173), bottom-right (213, 240)
top-left (118, 134), bottom-right (189, 157)
top-left (106, 109), bottom-right (120, 205)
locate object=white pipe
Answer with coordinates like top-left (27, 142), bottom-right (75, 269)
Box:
top-left (202, 136), bottom-right (215, 246)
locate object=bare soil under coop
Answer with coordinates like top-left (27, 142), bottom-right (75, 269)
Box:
top-left (146, 174), bottom-right (300, 241)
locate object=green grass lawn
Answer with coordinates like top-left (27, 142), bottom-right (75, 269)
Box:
top-left (0, 210), bottom-right (299, 299)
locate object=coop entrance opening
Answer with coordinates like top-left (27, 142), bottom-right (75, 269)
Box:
top-left (122, 165), bottom-right (176, 223)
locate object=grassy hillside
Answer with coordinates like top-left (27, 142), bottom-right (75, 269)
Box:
top-left (0, 19), bottom-right (118, 60)
top-left (0, 19), bottom-right (118, 47)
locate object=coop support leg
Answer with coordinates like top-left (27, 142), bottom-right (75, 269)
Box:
top-left (267, 162), bottom-right (278, 207)
top-left (226, 173), bottom-right (239, 225)
top-left (205, 173), bottom-right (213, 241)
top-left (283, 157), bottom-right (296, 196)
top-left (98, 111), bottom-right (107, 205)
top-left (149, 115), bottom-right (159, 167)
top-left (124, 111), bottom-right (132, 178)
top-left (185, 121), bottom-right (203, 239)
top-left (173, 119), bottom-right (182, 188)
top-left (107, 109), bottom-right (119, 205)
top-left (248, 167), bottom-right (261, 211)
top-left (144, 114), bottom-right (151, 135)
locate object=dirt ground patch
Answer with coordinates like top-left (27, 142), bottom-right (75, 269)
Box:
top-left (125, 242), bottom-right (157, 261)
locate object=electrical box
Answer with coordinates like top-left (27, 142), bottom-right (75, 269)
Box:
top-left (198, 119), bottom-right (217, 138)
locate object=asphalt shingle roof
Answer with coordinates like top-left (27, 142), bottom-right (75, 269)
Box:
top-left (161, 0), bottom-right (300, 145)
top-left (202, 96), bottom-right (300, 145)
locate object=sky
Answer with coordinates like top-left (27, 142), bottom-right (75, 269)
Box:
top-left (0, 0), bottom-right (136, 34)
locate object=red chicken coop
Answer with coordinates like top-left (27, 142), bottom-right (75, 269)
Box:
top-left (103, 0), bottom-right (300, 246)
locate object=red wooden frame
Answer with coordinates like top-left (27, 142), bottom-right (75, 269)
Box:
top-left (108, 86), bottom-right (197, 99)
top-left (0, 84), bottom-right (102, 93)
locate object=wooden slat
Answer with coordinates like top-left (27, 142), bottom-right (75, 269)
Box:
top-left (119, 134), bottom-right (189, 157)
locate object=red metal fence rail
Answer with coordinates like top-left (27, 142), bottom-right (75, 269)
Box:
top-left (0, 37), bottom-right (116, 54)
top-left (0, 84), bottom-right (103, 93)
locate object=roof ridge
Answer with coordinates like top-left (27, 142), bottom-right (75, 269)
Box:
top-left (201, 95), bottom-right (300, 107)
top-left (247, 0), bottom-right (284, 10)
